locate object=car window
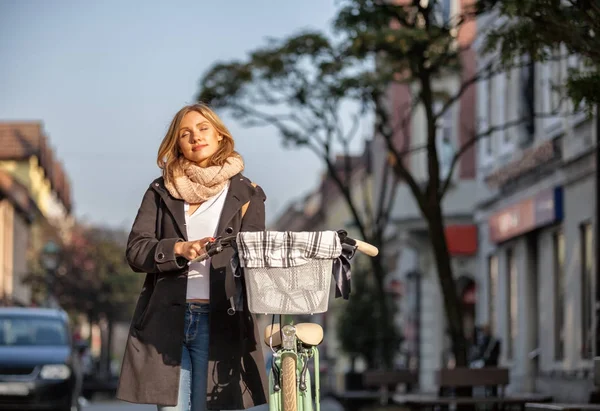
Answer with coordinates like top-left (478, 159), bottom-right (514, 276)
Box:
top-left (0, 316), bottom-right (68, 346)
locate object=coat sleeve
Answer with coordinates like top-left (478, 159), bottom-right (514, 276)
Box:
top-left (125, 187), bottom-right (187, 274)
top-left (240, 185), bottom-right (266, 232)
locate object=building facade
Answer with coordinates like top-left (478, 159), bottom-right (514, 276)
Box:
top-left (0, 121), bottom-right (73, 306)
top-left (474, 12), bottom-right (596, 401)
top-left (369, 0), bottom-right (480, 391)
top-left (269, 150), bottom-right (374, 392)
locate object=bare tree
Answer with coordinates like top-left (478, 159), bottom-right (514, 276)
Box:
top-left (198, 32), bottom-right (400, 365)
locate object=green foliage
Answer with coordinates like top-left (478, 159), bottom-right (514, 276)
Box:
top-left (480, 0), bottom-right (600, 107)
top-left (198, 31), bottom-right (355, 151)
top-left (25, 225), bottom-right (141, 322)
top-left (195, 0), bottom-right (483, 368)
top-left (337, 265), bottom-right (402, 369)
top-left (334, 0), bottom-right (464, 82)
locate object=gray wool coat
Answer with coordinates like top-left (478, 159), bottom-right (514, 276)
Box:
top-left (116, 174), bottom-right (269, 409)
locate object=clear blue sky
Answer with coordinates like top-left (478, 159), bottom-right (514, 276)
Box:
top-left (0, 0), bottom-right (349, 229)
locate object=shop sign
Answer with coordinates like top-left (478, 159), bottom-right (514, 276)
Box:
top-left (488, 187), bottom-right (563, 243)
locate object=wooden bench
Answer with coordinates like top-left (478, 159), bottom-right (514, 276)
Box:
top-left (394, 367), bottom-right (553, 410)
top-left (331, 369), bottom-right (418, 411)
top-left (364, 369), bottom-right (419, 403)
top-left (396, 393), bottom-right (555, 409)
top-left (526, 404), bottom-right (600, 411)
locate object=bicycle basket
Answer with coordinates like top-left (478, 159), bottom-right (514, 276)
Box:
top-left (244, 259), bottom-right (333, 315)
top-left (237, 230), bottom-right (342, 315)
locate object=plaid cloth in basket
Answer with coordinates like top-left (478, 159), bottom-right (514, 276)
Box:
top-left (236, 230), bottom-right (342, 268)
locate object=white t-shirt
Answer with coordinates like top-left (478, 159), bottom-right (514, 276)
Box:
top-left (184, 182), bottom-right (229, 300)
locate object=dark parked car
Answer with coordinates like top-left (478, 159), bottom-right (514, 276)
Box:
top-left (0, 307), bottom-right (82, 411)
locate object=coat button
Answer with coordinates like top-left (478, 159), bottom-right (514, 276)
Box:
top-left (155, 183), bottom-right (159, 187)
top-left (225, 227), bottom-right (234, 234)
top-left (157, 252), bottom-right (165, 260)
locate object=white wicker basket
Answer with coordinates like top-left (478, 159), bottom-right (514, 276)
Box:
top-left (244, 259), bottom-right (333, 315)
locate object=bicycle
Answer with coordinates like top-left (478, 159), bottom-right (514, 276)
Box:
top-left (190, 229), bottom-right (379, 411)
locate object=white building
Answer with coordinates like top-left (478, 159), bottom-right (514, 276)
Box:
top-left (370, 0), bottom-right (481, 392)
top-left (474, 11), bottom-right (597, 402)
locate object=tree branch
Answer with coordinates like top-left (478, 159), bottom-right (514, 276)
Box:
top-left (231, 103), bottom-right (329, 157)
top-left (374, 97), bottom-right (427, 212)
top-left (430, 54), bottom-right (567, 125)
top-left (438, 109), bottom-right (586, 198)
top-left (362, 164), bottom-right (376, 237)
top-left (322, 155), bottom-right (371, 243)
top-left (378, 166), bottom-right (399, 237)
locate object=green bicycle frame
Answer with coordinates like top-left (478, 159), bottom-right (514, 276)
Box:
top-left (268, 316), bottom-right (321, 411)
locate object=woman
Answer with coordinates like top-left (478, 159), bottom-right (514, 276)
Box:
top-left (116, 103), bottom-right (269, 411)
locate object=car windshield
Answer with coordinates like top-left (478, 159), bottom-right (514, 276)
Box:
top-left (0, 316), bottom-right (68, 346)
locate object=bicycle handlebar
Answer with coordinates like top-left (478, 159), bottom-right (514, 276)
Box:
top-left (187, 230), bottom-right (379, 265)
top-left (345, 238), bottom-right (379, 257)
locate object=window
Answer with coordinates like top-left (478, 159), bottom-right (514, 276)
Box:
top-left (487, 76), bottom-right (493, 132)
top-left (504, 72), bottom-right (512, 143)
top-left (477, 76), bottom-right (491, 162)
top-left (550, 48), bottom-right (565, 113)
top-left (486, 77), bottom-right (494, 155)
top-left (554, 230), bottom-right (566, 360)
top-left (0, 316), bottom-right (68, 346)
top-left (506, 248), bottom-right (517, 360)
top-left (442, 107), bottom-right (453, 142)
top-left (432, 0), bottom-right (453, 26)
top-left (435, 101), bottom-right (455, 181)
top-left (520, 57), bottom-right (536, 142)
top-left (488, 255), bottom-right (499, 335)
top-left (581, 223), bottom-right (594, 359)
top-left (441, 0), bottom-right (451, 24)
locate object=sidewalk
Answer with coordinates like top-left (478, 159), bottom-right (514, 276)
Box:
top-left (88, 397), bottom-right (346, 411)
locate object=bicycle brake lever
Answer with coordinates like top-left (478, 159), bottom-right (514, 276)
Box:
top-left (187, 239), bottom-right (219, 265)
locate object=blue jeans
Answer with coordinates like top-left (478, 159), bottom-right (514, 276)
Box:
top-left (158, 303), bottom-right (210, 411)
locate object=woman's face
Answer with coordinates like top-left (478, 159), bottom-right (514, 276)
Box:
top-left (177, 111), bottom-right (221, 166)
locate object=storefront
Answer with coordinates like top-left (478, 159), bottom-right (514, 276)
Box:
top-left (480, 177), bottom-right (595, 398)
top-left (488, 187), bottom-right (563, 244)
top-left (487, 187), bottom-right (564, 391)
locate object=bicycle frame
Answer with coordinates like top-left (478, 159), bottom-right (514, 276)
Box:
top-left (189, 230), bottom-right (378, 411)
top-left (268, 315), bottom-right (321, 411)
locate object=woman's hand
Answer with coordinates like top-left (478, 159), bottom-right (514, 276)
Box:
top-left (173, 237), bottom-right (214, 261)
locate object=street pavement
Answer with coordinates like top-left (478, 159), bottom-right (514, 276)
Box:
top-left (86, 400), bottom-right (154, 411)
top-left (85, 398), bottom-right (345, 411)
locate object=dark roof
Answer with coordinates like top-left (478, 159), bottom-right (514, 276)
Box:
top-left (0, 122), bottom-right (45, 160)
top-left (0, 122), bottom-right (72, 212)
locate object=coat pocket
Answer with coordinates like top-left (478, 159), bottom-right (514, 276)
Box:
top-left (132, 276), bottom-right (156, 330)
top-left (133, 304), bottom-right (150, 330)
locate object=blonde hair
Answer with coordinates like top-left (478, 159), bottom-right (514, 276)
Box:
top-left (157, 103), bottom-right (239, 182)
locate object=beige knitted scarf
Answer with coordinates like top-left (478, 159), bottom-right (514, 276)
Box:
top-left (164, 155), bottom-right (244, 203)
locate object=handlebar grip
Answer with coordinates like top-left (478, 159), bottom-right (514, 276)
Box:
top-left (187, 252), bottom-right (209, 265)
top-left (353, 239), bottom-right (379, 257)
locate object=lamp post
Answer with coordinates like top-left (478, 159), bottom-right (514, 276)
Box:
top-left (40, 240), bottom-right (60, 308)
top-left (594, 106), bottom-right (600, 402)
top-left (406, 270), bottom-right (421, 380)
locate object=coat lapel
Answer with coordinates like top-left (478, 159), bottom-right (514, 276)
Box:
top-left (150, 181), bottom-right (187, 241)
top-left (163, 196), bottom-right (187, 241)
top-left (216, 174), bottom-right (251, 236)
top-left (151, 174), bottom-right (253, 241)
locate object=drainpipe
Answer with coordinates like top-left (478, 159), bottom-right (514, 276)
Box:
top-left (594, 105), bottom-right (600, 403)
top-left (596, 104), bottom-right (600, 357)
